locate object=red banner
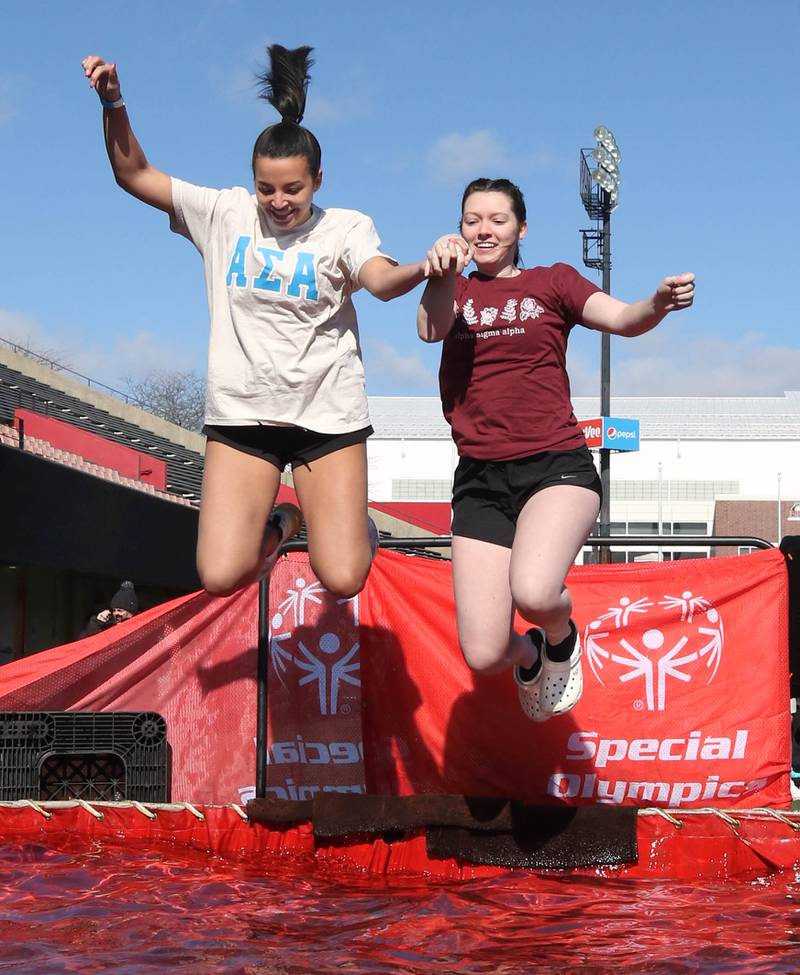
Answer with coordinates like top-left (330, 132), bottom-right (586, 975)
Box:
top-left (254, 557), bottom-right (365, 804)
top-left (0, 549), bottom-right (789, 809)
top-left (361, 548), bottom-right (790, 809)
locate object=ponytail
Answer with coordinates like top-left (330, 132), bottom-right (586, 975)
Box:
top-left (252, 44), bottom-right (322, 177)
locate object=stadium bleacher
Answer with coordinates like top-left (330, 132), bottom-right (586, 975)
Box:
top-left (0, 360), bottom-right (203, 503)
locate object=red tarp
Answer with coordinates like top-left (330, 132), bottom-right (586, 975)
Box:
top-left (0, 804), bottom-right (798, 881)
top-left (0, 548), bottom-right (790, 809)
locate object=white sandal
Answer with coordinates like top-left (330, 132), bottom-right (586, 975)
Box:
top-left (539, 621), bottom-right (583, 716)
top-left (513, 629), bottom-right (550, 722)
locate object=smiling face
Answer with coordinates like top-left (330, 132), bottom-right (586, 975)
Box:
top-left (253, 155), bottom-right (323, 232)
top-left (460, 190), bottom-right (527, 275)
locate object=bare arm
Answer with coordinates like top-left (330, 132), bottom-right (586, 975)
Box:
top-left (417, 236), bottom-right (472, 343)
top-left (81, 56), bottom-right (173, 214)
top-left (358, 256), bottom-right (427, 302)
top-left (582, 273), bottom-right (696, 337)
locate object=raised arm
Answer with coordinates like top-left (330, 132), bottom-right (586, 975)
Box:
top-left (417, 235), bottom-right (472, 343)
top-left (582, 273), bottom-right (696, 337)
top-left (81, 56), bottom-right (173, 214)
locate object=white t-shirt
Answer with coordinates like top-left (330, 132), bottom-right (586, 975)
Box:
top-left (170, 178), bottom-right (389, 432)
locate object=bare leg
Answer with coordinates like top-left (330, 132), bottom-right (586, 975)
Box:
top-left (509, 485), bottom-right (600, 645)
top-left (292, 442), bottom-right (373, 599)
top-left (451, 536), bottom-right (538, 673)
top-left (196, 440), bottom-right (282, 596)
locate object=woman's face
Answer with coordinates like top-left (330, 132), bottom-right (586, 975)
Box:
top-left (253, 155), bottom-right (322, 232)
top-left (460, 191), bottom-right (527, 273)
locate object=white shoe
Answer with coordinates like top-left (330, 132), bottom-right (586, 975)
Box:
top-left (539, 621), bottom-right (583, 716)
top-left (513, 629), bottom-right (550, 722)
top-left (262, 502), bottom-right (303, 575)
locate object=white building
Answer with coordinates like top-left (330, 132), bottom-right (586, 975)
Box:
top-left (366, 393), bottom-right (800, 562)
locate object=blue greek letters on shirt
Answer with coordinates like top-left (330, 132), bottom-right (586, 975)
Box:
top-left (288, 252), bottom-right (318, 300)
top-left (225, 236), bottom-right (319, 300)
top-left (226, 236), bottom-right (250, 287)
top-left (254, 247), bottom-right (284, 292)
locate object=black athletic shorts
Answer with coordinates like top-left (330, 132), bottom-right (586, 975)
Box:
top-left (203, 423), bottom-right (373, 470)
top-left (451, 444), bottom-right (602, 549)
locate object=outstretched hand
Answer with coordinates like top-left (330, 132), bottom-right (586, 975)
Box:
top-left (81, 55), bottom-right (121, 103)
top-left (655, 273), bottom-right (696, 313)
top-left (424, 235), bottom-right (473, 278)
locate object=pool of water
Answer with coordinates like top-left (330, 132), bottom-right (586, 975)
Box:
top-left (2, 839), bottom-right (800, 974)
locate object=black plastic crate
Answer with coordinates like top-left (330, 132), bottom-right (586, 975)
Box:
top-left (0, 712), bottom-right (170, 802)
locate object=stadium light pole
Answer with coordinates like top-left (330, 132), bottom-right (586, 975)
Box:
top-left (580, 126), bottom-right (621, 563)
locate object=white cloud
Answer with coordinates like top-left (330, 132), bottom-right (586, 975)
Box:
top-left (0, 310), bottom-right (198, 389)
top-left (304, 94), bottom-right (371, 126)
top-left (0, 310), bottom-right (71, 364)
top-left (364, 338), bottom-right (437, 392)
top-left (82, 330), bottom-right (199, 385)
top-left (570, 326), bottom-right (800, 396)
top-left (429, 130), bottom-right (511, 183)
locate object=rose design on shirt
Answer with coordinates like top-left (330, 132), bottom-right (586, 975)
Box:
top-left (519, 297), bottom-right (545, 321)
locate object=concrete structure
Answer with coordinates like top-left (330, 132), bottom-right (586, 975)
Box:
top-left (366, 393), bottom-right (800, 561)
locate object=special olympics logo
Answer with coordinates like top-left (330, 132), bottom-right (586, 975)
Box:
top-left (269, 574), bottom-right (361, 717)
top-left (584, 592), bottom-right (724, 711)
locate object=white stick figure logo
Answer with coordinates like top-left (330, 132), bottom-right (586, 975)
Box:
top-left (269, 569), bottom-right (361, 716)
top-left (279, 576), bottom-right (325, 626)
top-left (585, 593), bottom-right (724, 711)
top-left (269, 610), bottom-right (293, 688)
top-left (295, 632), bottom-right (361, 716)
top-left (658, 590), bottom-right (711, 623)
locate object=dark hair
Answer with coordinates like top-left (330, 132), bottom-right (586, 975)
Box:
top-left (460, 177), bottom-right (527, 266)
top-left (253, 44), bottom-right (322, 177)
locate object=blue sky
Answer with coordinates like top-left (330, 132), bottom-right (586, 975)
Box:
top-left (2, 0), bottom-right (798, 398)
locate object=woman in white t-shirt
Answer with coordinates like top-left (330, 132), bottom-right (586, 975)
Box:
top-left (81, 45), bottom-right (427, 598)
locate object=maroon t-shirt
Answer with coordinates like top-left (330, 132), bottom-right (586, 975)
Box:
top-left (439, 263), bottom-right (601, 460)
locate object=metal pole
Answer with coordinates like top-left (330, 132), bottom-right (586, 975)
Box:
top-left (255, 575), bottom-right (270, 799)
top-left (778, 472), bottom-right (782, 546)
top-left (657, 462), bottom-right (663, 562)
top-left (598, 204), bottom-right (612, 563)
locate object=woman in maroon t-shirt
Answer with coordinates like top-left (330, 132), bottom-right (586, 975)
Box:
top-left (418, 177), bottom-right (695, 721)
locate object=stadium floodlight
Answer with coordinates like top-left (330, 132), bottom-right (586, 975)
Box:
top-left (590, 167), bottom-right (617, 194)
top-left (579, 125), bottom-right (623, 565)
top-left (594, 125), bottom-right (621, 162)
top-left (591, 146), bottom-right (619, 175)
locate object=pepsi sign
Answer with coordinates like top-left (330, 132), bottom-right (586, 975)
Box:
top-left (579, 416), bottom-right (640, 452)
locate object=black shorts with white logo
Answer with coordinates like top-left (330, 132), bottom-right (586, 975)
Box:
top-left (203, 423), bottom-right (373, 471)
top-left (451, 444), bottom-right (602, 549)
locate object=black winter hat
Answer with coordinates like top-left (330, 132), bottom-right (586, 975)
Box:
top-left (110, 581), bottom-right (139, 614)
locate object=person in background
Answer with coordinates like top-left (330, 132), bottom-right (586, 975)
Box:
top-left (80, 581), bottom-right (140, 638)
